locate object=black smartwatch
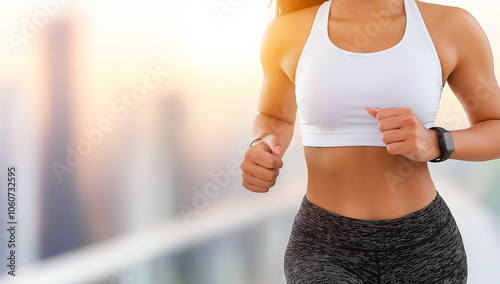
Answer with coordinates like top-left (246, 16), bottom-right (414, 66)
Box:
top-left (429, 127), bottom-right (455, 163)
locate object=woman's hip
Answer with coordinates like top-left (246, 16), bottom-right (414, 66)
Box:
top-left (284, 191), bottom-right (467, 283)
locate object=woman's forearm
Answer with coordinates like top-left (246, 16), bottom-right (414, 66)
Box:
top-left (252, 113), bottom-right (295, 156)
top-left (450, 119), bottom-right (500, 161)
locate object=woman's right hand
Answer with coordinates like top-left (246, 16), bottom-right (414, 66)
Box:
top-left (240, 134), bottom-right (283, 193)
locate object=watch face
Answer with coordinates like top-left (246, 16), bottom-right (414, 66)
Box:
top-left (443, 132), bottom-right (455, 152)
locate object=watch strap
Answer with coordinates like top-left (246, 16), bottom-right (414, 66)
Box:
top-left (429, 127), bottom-right (454, 163)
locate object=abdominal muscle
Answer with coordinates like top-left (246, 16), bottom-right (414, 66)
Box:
top-left (304, 146), bottom-right (437, 220)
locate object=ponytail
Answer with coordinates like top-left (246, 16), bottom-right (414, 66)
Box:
top-left (268, 0), bottom-right (328, 18)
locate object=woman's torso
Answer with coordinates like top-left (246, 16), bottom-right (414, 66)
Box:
top-left (276, 0), bottom-right (458, 220)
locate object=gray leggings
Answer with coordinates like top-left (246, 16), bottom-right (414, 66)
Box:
top-left (284, 191), bottom-right (468, 283)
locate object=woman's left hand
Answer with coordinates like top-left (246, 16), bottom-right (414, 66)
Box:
top-left (366, 107), bottom-right (440, 162)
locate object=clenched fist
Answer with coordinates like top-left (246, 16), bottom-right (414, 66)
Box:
top-left (240, 134), bottom-right (283, 193)
top-left (366, 107), bottom-right (440, 162)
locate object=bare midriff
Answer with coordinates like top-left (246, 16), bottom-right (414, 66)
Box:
top-left (304, 146), bottom-right (437, 220)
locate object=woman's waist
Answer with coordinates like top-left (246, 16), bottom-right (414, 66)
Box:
top-left (305, 182), bottom-right (437, 220)
top-left (304, 146), bottom-right (431, 185)
top-left (304, 146), bottom-right (436, 220)
top-left (305, 160), bottom-right (433, 194)
top-left (294, 190), bottom-right (453, 251)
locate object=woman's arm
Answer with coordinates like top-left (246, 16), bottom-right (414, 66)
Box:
top-left (366, 7), bottom-right (500, 163)
top-left (240, 18), bottom-right (298, 192)
top-left (446, 8), bottom-right (500, 161)
top-left (252, 18), bottom-right (297, 156)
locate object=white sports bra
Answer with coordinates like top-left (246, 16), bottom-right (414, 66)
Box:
top-left (295, 0), bottom-right (443, 147)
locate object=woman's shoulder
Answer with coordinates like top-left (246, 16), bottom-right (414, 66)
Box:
top-left (416, 0), bottom-right (488, 55)
top-left (264, 5), bottom-right (320, 46)
top-left (261, 5), bottom-right (322, 52)
top-left (416, 1), bottom-right (480, 32)
top-left (268, 4), bottom-right (323, 27)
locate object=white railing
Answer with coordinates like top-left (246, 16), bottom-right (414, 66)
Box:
top-left (0, 191), bottom-right (303, 284)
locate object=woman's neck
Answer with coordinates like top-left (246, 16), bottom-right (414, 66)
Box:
top-left (330, 0), bottom-right (405, 21)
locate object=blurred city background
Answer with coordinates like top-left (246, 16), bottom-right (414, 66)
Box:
top-left (0, 0), bottom-right (499, 283)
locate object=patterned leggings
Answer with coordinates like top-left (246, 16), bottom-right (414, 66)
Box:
top-left (284, 191), bottom-right (468, 283)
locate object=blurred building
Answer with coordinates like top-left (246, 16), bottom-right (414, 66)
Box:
top-left (39, 19), bottom-right (85, 258)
